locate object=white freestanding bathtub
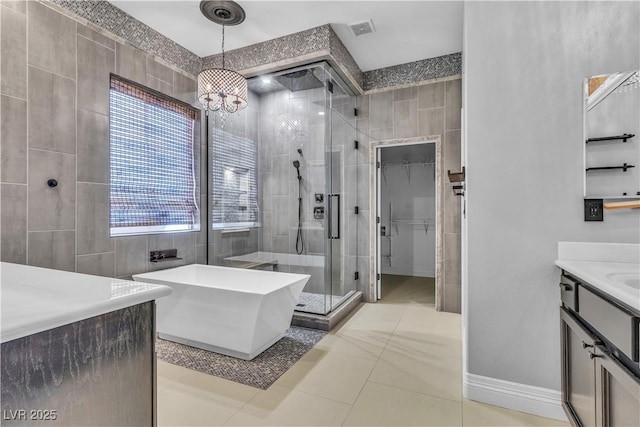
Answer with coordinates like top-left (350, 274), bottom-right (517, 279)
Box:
top-left (133, 264), bottom-right (309, 360)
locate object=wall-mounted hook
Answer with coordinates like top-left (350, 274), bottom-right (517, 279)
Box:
top-left (47, 179), bottom-right (58, 188)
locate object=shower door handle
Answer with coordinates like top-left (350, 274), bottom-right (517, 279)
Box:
top-left (328, 194), bottom-right (340, 239)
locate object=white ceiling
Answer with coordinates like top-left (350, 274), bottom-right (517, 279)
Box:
top-left (109, 1), bottom-right (463, 72)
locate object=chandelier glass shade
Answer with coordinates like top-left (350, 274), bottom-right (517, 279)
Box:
top-left (198, 67), bottom-right (248, 113)
top-left (197, 6), bottom-right (248, 116)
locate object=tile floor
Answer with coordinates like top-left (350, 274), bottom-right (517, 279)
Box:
top-left (157, 275), bottom-right (569, 426)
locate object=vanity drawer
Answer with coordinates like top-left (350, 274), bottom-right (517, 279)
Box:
top-left (578, 286), bottom-right (639, 362)
top-left (559, 275), bottom-right (579, 311)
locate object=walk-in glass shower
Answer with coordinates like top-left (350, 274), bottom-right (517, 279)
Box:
top-left (206, 62), bottom-right (359, 315)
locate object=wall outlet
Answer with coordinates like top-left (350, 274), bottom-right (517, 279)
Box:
top-left (584, 199), bottom-right (603, 221)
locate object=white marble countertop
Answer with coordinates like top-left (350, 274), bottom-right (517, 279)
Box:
top-left (556, 242), bottom-right (640, 312)
top-left (1, 262), bottom-right (172, 343)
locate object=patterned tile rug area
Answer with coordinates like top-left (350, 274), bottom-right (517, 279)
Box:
top-left (155, 327), bottom-right (327, 389)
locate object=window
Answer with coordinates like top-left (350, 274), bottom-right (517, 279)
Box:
top-left (211, 127), bottom-right (259, 229)
top-left (109, 75), bottom-right (200, 236)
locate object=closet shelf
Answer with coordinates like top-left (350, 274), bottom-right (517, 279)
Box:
top-left (381, 159), bottom-right (434, 168)
top-left (390, 219), bottom-right (435, 225)
top-left (389, 218), bottom-right (433, 234)
top-left (381, 159), bottom-right (435, 185)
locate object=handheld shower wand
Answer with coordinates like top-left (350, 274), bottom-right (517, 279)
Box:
top-left (293, 160), bottom-right (301, 180)
top-left (292, 160), bottom-right (304, 254)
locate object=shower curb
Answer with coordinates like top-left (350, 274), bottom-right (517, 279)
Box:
top-left (291, 291), bottom-right (363, 331)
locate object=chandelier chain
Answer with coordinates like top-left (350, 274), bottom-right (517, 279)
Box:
top-left (221, 25), bottom-right (225, 69)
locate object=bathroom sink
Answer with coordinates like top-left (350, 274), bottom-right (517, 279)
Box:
top-left (605, 272), bottom-right (640, 290)
top-left (606, 273), bottom-right (640, 289)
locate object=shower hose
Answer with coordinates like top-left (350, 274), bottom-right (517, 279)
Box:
top-left (295, 177), bottom-right (304, 255)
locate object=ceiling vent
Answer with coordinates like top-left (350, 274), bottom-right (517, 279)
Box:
top-left (348, 19), bottom-right (375, 37)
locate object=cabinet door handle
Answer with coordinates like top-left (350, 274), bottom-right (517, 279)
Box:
top-left (589, 352), bottom-right (602, 359)
top-left (582, 341), bottom-right (603, 349)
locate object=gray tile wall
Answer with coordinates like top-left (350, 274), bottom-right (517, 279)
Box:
top-left (0, 0), bottom-right (202, 279)
top-left (1, 4), bottom-right (27, 99)
top-left (1, 95), bottom-right (27, 183)
top-left (358, 77), bottom-right (462, 313)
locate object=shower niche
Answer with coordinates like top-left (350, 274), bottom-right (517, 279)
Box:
top-left (206, 62), bottom-right (361, 316)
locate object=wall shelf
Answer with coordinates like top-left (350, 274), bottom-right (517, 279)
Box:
top-left (586, 133), bottom-right (635, 144)
top-left (586, 163), bottom-right (636, 172)
top-left (604, 200), bottom-right (640, 210)
top-left (447, 166), bottom-right (465, 183)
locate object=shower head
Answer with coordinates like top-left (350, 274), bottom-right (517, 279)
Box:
top-left (275, 68), bottom-right (324, 92)
top-left (292, 160), bottom-right (301, 180)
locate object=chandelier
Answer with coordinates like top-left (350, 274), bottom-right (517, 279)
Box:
top-left (197, 1), bottom-right (248, 115)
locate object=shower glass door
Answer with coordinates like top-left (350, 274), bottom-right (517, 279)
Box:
top-left (327, 66), bottom-right (358, 312)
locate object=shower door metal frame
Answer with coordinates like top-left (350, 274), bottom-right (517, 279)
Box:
top-left (325, 64), bottom-right (358, 314)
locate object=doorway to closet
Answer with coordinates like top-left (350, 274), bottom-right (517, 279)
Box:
top-left (374, 141), bottom-right (438, 301)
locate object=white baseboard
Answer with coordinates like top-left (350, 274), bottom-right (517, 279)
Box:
top-left (464, 372), bottom-right (568, 422)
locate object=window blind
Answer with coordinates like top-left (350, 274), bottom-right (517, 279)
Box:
top-left (109, 76), bottom-right (200, 236)
top-left (211, 127), bottom-right (259, 228)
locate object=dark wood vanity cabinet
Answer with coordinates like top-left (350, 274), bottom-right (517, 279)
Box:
top-left (561, 308), bottom-right (598, 427)
top-left (559, 274), bottom-right (640, 427)
top-left (594, 350), bottom-right (640, 427)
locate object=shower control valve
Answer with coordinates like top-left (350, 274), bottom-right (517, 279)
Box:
top-left (313, 206), bottom-right (325, 219)
top-left (315, 193), bottom-right (324, 203)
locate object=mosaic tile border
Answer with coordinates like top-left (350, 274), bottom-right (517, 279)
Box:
top-left (156, 327), bottom-right (327, 389)
top-left (202, 25), bottom-right (331, 72)
top-left (363, 52), bottom-right (462, 92)
top-left (202, 23), bottom-right (460, 93)
top-left (45, 1), bottom-right (459, 93)
top-left (47, 0), bottom-right (201, 76)
top-left (328, 25), bottom-right (364, 92)
top-left (202, 24), bottom-right (365, 92)
top-left (364, 74), bottom-right (461, 95)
